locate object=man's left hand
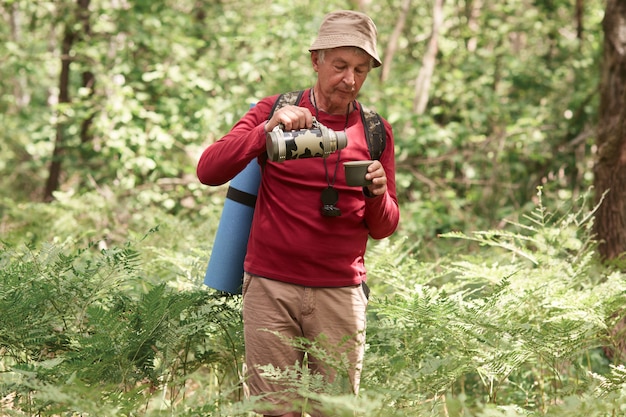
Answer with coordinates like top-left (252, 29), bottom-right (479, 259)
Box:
top-left (365, 160), bottom-right (387, 196)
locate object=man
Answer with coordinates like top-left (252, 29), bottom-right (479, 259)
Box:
top-left (197, 10), bottom-right (399, 417)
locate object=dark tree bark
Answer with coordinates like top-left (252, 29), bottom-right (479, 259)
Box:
top-left (43, 20), bottom-right (74, 202)
top-left (43, 0), bottom-right (91, 202)
top-left (576, 0), bottom-right (584, 42)
top-left (78, 0), bottom-right (95, 147)
top-left (595, 0), bottom-right (626, 364)
top-left (593, 0), bottom-right (626, 261)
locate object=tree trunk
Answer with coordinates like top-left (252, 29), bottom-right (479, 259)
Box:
top-left (43, 22), bottom-right (74, 202)
top-left (576, 0), bottom-right (584, 42)
top-left (5, 2), bottom-right (30, 108)
top-left (595, 0), bottom-right (626, 364)
top-left (43, 0), bottom-right (91, 202)
top-left (593, 0), bottom-right (626, 261)
top-left (78, 0), bottom-right (95, 147)
top-left (412, 0), bottom-right (444, 115)
top-left (380, 0), bottom-right (411, 82)
top-left (466, 0), bottom-right (483, 53)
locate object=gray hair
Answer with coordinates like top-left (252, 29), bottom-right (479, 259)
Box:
top-left (317, 47), bottom-right (374, 71)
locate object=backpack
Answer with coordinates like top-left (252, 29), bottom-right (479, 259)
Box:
top-left (268, 90), bottom-right (386, 160)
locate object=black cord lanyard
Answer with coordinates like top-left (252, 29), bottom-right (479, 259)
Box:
top-left (312, 89), bottom-right (351, 217)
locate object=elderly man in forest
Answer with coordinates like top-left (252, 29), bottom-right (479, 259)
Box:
top-left (197, 10), bottom-right (399, 417)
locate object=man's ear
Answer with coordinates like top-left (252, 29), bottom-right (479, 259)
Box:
top-left (311, 51), bottom-right (320, 72)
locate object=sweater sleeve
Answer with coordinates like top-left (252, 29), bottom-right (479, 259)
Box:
top-left (196, 97), bottom-right (276, 186)
top-left (364, 119), bottom-right (400, 239)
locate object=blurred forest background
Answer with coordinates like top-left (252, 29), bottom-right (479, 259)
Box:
top-left (2, 0), bottom-right (626, 416)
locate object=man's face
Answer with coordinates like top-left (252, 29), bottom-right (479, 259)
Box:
top-left (312, 47), bottom-right (371, 113)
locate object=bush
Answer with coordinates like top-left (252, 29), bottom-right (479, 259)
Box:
top-left (0, 238), bottom-right (244, 416)
top-left (1, 189), bottom-right (626, 416)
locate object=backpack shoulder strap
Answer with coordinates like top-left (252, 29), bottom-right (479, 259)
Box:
top-left (268, 90), bottom-right (305, 119)
top-left (359, 104), bottom-right (386, 160)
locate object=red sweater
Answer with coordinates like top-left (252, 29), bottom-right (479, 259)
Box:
top-left (197, 89), bottom-right (399, 287)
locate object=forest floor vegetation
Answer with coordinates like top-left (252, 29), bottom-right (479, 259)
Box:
top-left (1, 188), bottom-right (626, 416)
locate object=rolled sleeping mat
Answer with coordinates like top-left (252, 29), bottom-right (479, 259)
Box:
top-left (204, 102), bottom-right (261, 294)
top-left (204, 158), bottom-right (261, 294)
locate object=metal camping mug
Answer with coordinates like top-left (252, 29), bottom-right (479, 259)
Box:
top-left (266, 119), bottom-right (348, 162)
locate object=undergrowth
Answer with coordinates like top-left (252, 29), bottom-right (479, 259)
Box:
top-left (1, 189), bottom-right (625, 416)
top-left (0, 233), bottom-right (244, 416)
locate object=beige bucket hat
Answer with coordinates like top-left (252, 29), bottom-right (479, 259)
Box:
top-left (309, 10), bottom-right (382, 68)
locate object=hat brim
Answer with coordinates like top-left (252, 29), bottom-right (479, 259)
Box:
top-left (309, 37), bottom-right (382, 68)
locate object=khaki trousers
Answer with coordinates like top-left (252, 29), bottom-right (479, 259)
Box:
top-left (242, 273), bottom-right (368, 415)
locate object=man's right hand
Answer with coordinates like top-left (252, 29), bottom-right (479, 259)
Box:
top-left (264, 105), bottom-right (314, 133)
